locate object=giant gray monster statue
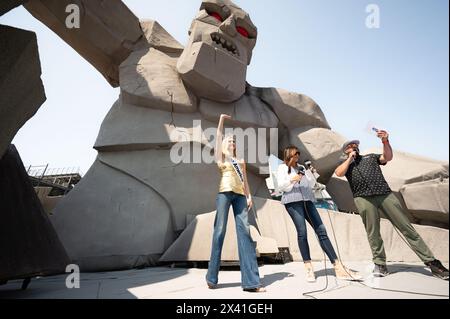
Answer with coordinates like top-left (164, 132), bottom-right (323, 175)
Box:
top-left (23, 0), bottom-right (346, 271)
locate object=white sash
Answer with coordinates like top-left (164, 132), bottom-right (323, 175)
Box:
top-left (230, 158), bottom-right (244, 184)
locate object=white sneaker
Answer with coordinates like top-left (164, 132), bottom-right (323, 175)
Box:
top-left (305, 267), bottom-right (316, 283)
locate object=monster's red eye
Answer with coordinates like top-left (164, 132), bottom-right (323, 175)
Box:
top-left (209, 12), bottom-right (223, 22)
top-left (236, 26), bottom-right (249, 38)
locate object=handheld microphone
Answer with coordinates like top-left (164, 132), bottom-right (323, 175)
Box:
top-left (350, 147), bottom-right (360, 163)
top-left (296, 163), bottom-right (306, 175)
top-left (304, 160), bottom-right (312, 170)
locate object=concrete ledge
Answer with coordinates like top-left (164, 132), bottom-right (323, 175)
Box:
top-left (161, 197), bottom-right (449, 263)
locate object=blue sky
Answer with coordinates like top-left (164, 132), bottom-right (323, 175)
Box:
top-left (1, 0), bottom-right (448, 175)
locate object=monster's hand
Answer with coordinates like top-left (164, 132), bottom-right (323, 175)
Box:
top-left (24, 0), bottom-right (145, 87)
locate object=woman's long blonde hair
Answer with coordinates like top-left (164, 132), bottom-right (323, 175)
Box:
top-left (221, 134), bottom-right (237, 159)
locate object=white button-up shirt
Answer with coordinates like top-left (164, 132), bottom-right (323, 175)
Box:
top-left (276, 164), bottom-right (317, 204)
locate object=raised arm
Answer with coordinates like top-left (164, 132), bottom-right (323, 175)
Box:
top-left (215, 114), bottom-right (231, 164)
top-left (24, 0), bottom-right (145, 87)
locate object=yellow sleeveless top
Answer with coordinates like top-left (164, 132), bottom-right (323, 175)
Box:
top-left (218, 160), bottom-right (245, 196)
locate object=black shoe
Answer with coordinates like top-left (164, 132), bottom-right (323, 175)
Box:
top-left (21, 278), bottom-right (31, 290)
top-left (425, 260), bottom-right (449, 280)
top-left (373, 264), bottom-right (390, 277)
top-left (243, 287), bottom-right (266, 293)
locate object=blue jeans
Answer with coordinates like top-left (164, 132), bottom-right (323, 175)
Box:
top-left (285, 201), bottom-right (338, 263)
top-left (206, 192), bottom-right (261, 289)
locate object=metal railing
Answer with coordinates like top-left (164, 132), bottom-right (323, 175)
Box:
top-left (26, 165), bottom-right (83, 178)
top-left (25, 164), bottom-right (83, 193)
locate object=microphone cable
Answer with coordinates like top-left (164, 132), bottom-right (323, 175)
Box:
top-left (290, 165), bottom-right (331, 299)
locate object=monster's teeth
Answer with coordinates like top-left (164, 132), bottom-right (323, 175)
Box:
top-left (211, 34), bottom-right (237, 55)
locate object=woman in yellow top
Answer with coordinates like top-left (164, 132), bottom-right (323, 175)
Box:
top-left (206, 114), bottom-right (266, 293)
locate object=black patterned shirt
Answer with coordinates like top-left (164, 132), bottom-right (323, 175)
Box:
top-left (345, 154), bottom-right (392, 198)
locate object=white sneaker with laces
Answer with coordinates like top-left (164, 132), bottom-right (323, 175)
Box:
top-left (306, 268), bottom-right (316, 283)
top-left (304, 263), bottom-right (316, 283)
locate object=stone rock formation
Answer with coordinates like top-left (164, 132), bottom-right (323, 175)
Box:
top-left (0, 0), bottom-right (28, 16)
top-left (0, 24), bottom-right (46, 158)
top-left (0, 145), bottom-right (70, 282)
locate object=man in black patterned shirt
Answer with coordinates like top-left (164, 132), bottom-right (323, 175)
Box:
top-left (335, 131), bottom-right (448, 280)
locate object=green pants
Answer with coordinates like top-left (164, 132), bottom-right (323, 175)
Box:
top-left (354, 193), bottom-right (435, 265)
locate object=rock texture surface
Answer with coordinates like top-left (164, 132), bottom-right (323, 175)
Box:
top-left (0, 0), bottom-right (28, 16)
top-left (0, 25), bottom-right (46, 158)
top-left (0, 145), bottom-right (70, 282)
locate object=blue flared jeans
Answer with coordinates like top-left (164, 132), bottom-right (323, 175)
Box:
top-left (206, 192), bottom-right (261, 289)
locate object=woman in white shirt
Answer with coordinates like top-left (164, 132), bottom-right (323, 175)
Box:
top-left (277, 146), bottom-right (361, 282)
